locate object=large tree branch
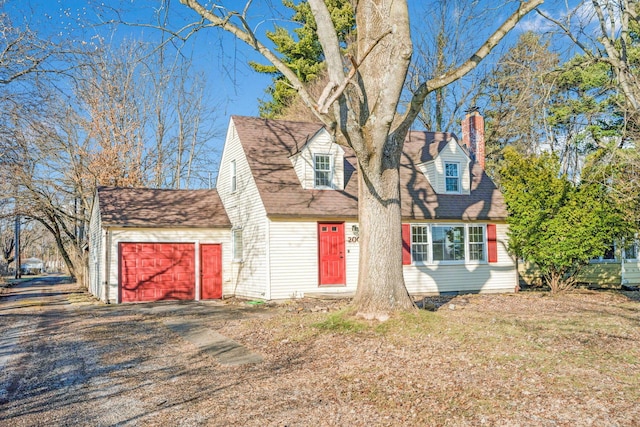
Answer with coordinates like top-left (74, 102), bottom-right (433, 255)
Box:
top-left (591, 0), bottom-right (640, 111)
top-left (178, 0), bottom-right (331, 126)
top-left (396, 0), bottom-right (543, 135)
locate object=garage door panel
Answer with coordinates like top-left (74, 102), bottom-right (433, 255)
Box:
top-left (120, 243), bottom-right (195, 302)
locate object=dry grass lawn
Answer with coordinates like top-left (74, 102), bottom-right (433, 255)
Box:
top-left (215, 289), bottom-right (640, 426)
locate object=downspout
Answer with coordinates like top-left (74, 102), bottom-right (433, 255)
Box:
top-left (104, 228), bottom-right (112, 304)
top-left (265, 218), bottom-right (272, 300)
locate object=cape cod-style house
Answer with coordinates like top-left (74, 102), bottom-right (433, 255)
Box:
top-left (88, 112), bottom-right (518, 303)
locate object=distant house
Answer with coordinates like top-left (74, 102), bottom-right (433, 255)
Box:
top-left (21, 257), bottom-right (44, 274)
top-left (87, 112), bottom-right (517, 303)
top-left (88, 188), bottom-right (231, 303)
top-left (216, 112), bottom-right (516, 300)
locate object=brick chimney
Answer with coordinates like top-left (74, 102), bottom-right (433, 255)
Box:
top-left (461, 110), bottom-right (485, 169)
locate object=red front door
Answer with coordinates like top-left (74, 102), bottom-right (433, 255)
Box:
top-left (201, 244), bottom-right (222, 299)
top-left (318, 222), bottom-right (346, 285)
top-left (119, 243), bottom-right (195, 302)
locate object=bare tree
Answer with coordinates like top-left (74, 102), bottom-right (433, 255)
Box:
top-left (407, 0), bottom-right (495, 132)
top-left (170, 0), bottom-right (542, 317)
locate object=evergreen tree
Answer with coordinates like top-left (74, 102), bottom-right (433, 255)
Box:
top-left (499, 147), bottom-right (628, 292)
top-left (250, 0), bottom-right (354, 118)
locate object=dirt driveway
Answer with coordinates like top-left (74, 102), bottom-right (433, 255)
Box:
top-left (2, 277), bottom-right (639, 426)
top-left (0, 276), bottom-right (270, 426)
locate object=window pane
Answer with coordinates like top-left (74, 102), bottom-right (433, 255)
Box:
top-left (625, 241), bottom-right (637, 260)
top-left (446, 177), bottom-right (459, 192)
top-left (314, 155), bottom-right (331, 187)
top-left (468, 226), bottom-right (485, 261)
top-left (230, 160), bottom-right (237, 192)
top-left (411, 225), bottom-right (429, 262)
top-left (233, 229), bottom-right (243, 260)
top-left (445, 163), bottom-right (459, 192)
top-left (432, 226), bottom-right (465, 261)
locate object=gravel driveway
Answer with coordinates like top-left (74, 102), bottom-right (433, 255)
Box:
top-left (0, 276), bottom-right (269, 426)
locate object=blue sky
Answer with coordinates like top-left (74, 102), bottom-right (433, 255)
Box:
top-left (6, 0), bottom-right (565, 120)
top-left (4, 0), bottom-right (574, 183)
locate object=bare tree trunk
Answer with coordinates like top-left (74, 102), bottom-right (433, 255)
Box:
top-left (353, 164), bottom-right (413, 317)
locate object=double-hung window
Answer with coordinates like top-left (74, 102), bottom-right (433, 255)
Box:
top-left (468, 226), bottom-right (485, 261)
top-left (445, 162), bottom-right (460, 193)
top-left (432, 225), bottom-right (465, 261)
top-left (411, 225), bottom-right (429, 263)
top-left (314, 154), bottom-right (332, 188)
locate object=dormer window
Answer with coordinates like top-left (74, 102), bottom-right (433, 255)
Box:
top-left (445, 162), bottom-right (460, 193)
top-left (314, 154), bottom-right (332, 188)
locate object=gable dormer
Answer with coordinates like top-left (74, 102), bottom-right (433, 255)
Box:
top-left (290, 128), bottom-right (345, 190)
top-left (417, 137), bottom-right (472, 195)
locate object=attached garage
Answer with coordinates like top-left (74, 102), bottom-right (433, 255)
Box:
top-left (88, 187), bottom-right (231, 304)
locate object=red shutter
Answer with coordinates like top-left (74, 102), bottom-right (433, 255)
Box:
top-left (402, 223), bottom-right (411, 265)
top-left (487, 224), bottom-right (498, 263)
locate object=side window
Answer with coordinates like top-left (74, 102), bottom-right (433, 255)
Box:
top-left (411, 225), bottom-right (429, 263)
top-left (445, 162), bottom-right (460, 193)
top-left (468, 226), bottom-right (485, 261)
top-left (625, 239), bottom-right (638, 260)
top-left (232, 228), bottom-right (243, 261)
top-left (230, 160), bottom-right (237, 192)
top-left (314, 154), bottom-right (332, 188)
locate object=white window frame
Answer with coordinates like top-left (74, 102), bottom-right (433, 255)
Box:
top-left (467, 225), bottom-right (486, 262)
top-left (408, 223), bottom-right (487, 265)
top-left (232, 228), bottom-right (243, 262)
top-left (230, 160), bottom-right (237, 193)
top-left (444, 162), bottom-right (461, 193)
top-left (432, 224), bottom-right (466, 263)
top-left (314, 153), bottom-right (333, 189)
top-left (411, 225), bottom-right (429, 264)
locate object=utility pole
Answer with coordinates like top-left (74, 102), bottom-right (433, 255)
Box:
top-left (14, 214), bottom-right (20, 279)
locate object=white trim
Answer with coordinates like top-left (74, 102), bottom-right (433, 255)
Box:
top-left (195, 240), bottom-right (201, 300)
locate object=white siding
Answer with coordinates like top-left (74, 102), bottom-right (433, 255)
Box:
top-left (421, 139), bottom-right (471, 195)
top-left (267, 219), bottom-right (514, 299)
top-left (267, 220), bottom-right (359, 300)
top-left (216, 118), bottom-right (270, 299)
top-left (403, 222), bottom-right (516, 294)
top-left (87, 193), bottom-right (105, 301)
top-left (623, 260), bottom-right (640, 285)
top-left (289, 129), bottom-right (345, 190)
top-left (101, 228), bottom-right (231, 303)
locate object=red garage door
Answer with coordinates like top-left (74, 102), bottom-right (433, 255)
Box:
top-left (120, 243), bottom-right (195, 302)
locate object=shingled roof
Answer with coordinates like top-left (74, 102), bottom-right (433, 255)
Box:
top-left (232, 115), bottom-right (507, 221)
top-left (97, 187), bottom-right (231, 228)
